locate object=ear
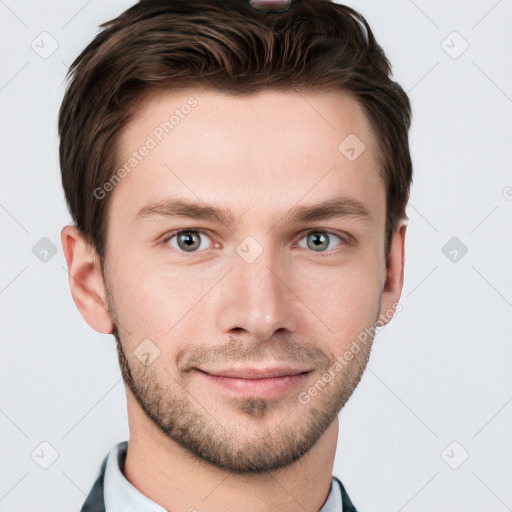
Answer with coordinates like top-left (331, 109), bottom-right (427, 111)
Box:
top-left (61, 225), bottom-right (114, 334)
top-left (377, 222), bottom-right (407, 327)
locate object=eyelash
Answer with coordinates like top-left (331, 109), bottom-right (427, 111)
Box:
top-left (161, 229), bottom-right (351, 255)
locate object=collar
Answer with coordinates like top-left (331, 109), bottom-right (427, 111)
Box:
top-left (103, 441), bottom-right (343, 512)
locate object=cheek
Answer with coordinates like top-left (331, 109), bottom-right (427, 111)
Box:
top-left (294, 258), bottom-right (383, 350)
top-left (109, 259), bottom-right (213, 343)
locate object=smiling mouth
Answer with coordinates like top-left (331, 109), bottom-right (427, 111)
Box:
top-left (196, 365), bottom-right (313, 379)
top-left (194, 367), bottom-right (312, 398)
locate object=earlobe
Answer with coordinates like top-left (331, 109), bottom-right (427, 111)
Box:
top-left (377, 222), bottom-right (407, 327)
top-left (61, 225), bottom-right (114, 334)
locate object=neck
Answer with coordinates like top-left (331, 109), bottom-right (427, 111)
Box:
top-left (123, 388), bottom-right (339, 512)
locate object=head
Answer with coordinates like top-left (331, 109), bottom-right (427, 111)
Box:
top-left (60, 0), bottom-right (412, 474)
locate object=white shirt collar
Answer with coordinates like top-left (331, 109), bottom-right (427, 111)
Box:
top-left (104, 441), bottom-right (343, 512)
top-left (104, 441), bottom-right (166, 512)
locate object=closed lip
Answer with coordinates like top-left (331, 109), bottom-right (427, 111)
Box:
top-left (197, 366), bottom-right (313, 379)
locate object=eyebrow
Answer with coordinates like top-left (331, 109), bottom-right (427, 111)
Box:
top-left (135, 196), bottom-right (373, 226)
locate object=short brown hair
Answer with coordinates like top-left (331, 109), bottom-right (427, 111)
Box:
top-left (59, 0), bottom-right (412, 262)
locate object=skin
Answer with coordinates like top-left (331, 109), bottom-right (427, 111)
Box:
top-left (61, 88), bottom-right (406, 512)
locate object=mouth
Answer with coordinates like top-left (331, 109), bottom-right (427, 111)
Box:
top-left (196, 365), bottom-right (313, 379)
top-left (194, 366), bottom-right (313, 399)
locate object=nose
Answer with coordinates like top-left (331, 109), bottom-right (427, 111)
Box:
top-left (215, 240), bottom-right (298, 343)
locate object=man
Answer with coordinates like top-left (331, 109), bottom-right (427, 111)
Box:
top-left (59, 0), bottom-right (412, 510)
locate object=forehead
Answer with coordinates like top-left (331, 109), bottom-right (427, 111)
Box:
top-left (109, 88), bottom-right (383, 228)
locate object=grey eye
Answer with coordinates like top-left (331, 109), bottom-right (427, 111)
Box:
top-left (166, 230), bottom-right (212, 253)
top-left (298, 231), bottom-right (343, 252)
top-left (177, 231), bottom-right (200, 252)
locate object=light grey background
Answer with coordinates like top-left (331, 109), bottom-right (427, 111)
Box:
top-left (1, 1), bottom-right (511, 511)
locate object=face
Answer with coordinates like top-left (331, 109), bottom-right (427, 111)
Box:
top-left (99, 88), bottom-right (399, 473)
